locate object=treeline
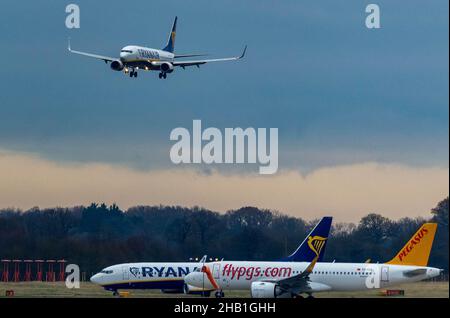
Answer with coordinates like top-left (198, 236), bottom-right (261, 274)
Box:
top-left (0, 197), bottom-right (448, 274)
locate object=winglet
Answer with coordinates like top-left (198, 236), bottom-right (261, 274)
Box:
top-left (239, 45), bottom-right (247, 59)
top-left (68, 37), bottom-right (71, 52)
top-left (199, 255), bottom-right (207, 264)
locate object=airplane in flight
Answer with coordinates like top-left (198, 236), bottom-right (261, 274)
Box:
top-left (68, 17), bottom-right (246, 79)
top-left (89, 217), bottom-right (332, 297)
top-left (184, 223), bottom-right (443, 298)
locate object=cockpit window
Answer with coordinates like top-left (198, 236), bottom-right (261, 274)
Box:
top-left (100, 270), bottom-right (114, 274)
top-left (121, 50), bottom-right (133, 53)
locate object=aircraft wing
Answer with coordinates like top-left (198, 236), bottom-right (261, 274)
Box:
top-left (275, 256), bottom-right (318, 294)
top-left (261, 256), bottom-right (331, 295)
top-left (174, 54), bottom-right (208, 59)
top-left (68, 39), bottom-right (116, 63)
top-left (173, 46), bottom-right (246, 68)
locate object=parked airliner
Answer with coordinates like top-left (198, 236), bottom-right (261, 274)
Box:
top-left (184, 223), bottom-right (443, 298)
top-left (68, 17), bottom-right (246, 79)
top-left (90, 255), bottom-right (210, 296)
top-left (89, 217), bottom-right (332, 297)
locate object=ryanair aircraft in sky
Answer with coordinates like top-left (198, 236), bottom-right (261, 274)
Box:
top-left (68, 17), bottom-right (246, 79)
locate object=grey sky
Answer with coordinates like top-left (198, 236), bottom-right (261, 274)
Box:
top-left (0, 0), bottom-right (448, 173)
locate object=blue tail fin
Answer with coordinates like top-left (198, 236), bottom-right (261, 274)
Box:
top-left (280, 216), bottom-right (332, 262)
top-left (162, 17), bottom-right (177, 53)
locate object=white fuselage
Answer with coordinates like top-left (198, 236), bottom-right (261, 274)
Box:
top-left (185, 261), bottom-right (441, 292)
top-left (119, 45), bottom-right (174, 70)
top-left (91, 262), bottom-right (200, 292)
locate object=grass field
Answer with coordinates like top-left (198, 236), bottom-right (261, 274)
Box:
top-left (0, 281), bottom-right (448, 298)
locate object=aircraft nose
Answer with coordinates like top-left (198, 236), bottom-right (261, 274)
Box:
top-left (90, 273), bottom-right (101, 284)
top-left (428, 268), bottom-right (442, 278)
top-left (184, 273), bottom-right (195, 285)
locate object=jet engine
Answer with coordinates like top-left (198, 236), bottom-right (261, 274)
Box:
top-left (160, 62), bottom-right (174, 73)
top-left (110, 60), bottom-right (124, 71)
top-left (250, 282), bottom-right (289, 298)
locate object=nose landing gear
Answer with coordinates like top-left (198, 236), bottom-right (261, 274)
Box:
top-left (124, 68), bottom-right (138, 78)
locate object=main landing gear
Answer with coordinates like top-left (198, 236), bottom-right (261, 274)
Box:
top-left (159, 72), bottom-right (167, 79)
top-left (124, 68), bottom-right (138, 78)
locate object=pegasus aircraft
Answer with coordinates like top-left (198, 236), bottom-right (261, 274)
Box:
top-left (184, 223), bottom-right (443, 298)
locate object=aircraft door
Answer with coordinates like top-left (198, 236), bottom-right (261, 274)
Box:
top-left (213, 263), bottom-right (221, 280)
top-left (381, 266), bottom-right (389, 283)
top-left (122, 266), bottom-right (130, 281)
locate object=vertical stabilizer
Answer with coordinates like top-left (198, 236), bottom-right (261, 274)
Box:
top-left (386, 223), bottom-right (437, 266)
top-left (163, 16), bottom-right (177, 53)
top-left (280, 216), bottom-right (332, 262)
